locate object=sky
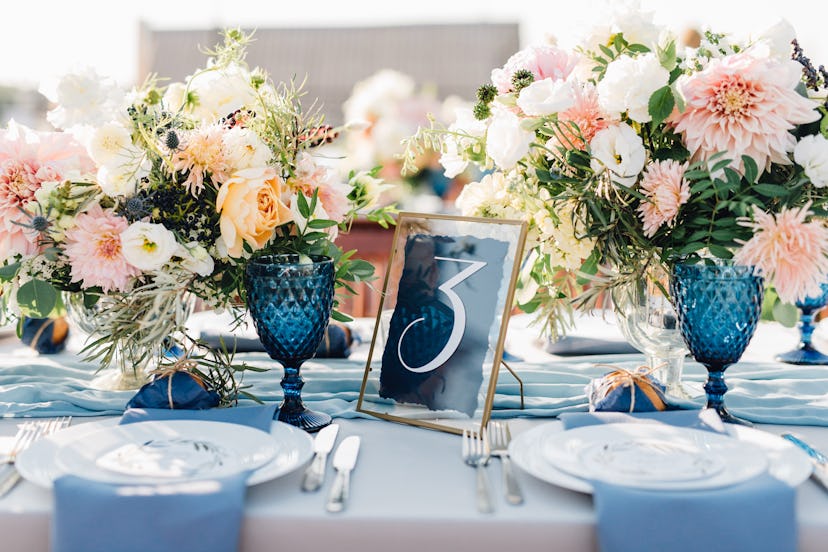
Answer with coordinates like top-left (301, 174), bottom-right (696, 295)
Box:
top-left (2, 0), bottom-right (825, 88)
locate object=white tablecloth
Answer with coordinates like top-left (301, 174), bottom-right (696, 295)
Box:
top-left (1, 315), bottom-right (827, 552)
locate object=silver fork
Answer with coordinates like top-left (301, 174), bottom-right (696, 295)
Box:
top-left (488, 421), bottom-right (523, 505)
top-left (462, 429), bottom-right (494, 514)
top-left (0, 416), bottom-right (72, 497)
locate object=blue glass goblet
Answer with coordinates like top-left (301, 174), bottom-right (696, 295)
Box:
top-left (670, 264), bottom-right (764, 425)
top-left (776, 283), bottom-right (828, 365)
top-left (245, 254), bottom-right (334, 432)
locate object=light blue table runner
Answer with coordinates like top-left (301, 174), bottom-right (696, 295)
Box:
top-left (3, 348), bottom-right (828, 426)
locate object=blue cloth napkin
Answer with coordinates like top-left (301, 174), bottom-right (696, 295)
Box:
top-left (560, 410), bottom-right (797, 552)
top-left (51, 404), bottom-right (277, 552)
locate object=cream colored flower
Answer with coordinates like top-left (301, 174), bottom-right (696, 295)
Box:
top-left (215, 167), bottom-right (292, 258)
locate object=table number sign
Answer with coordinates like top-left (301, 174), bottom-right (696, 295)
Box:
top-left (357, 212), bottom-right (527, 434)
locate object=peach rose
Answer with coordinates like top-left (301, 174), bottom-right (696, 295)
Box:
top-left (216, 167), bottom-right (292, 258)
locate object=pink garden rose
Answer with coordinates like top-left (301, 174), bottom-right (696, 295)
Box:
top-left (491, 44), bottom-right (578, 94)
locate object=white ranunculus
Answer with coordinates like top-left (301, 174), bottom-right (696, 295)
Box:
top-left (517, 78), bottom-right (576, 116)
top-left (87, 122), bottom-right (133, 167)
top-left (187, 63), bottom-right (256, 122)
top-left (176, 242), bottom-right (215, 276)
top-left (589, 123), bottom-right (646, 187)
top-left (795, 134), bottom-right (828, 188)
top-left (121, 222), bottom-right (179, 271)
top-left (222, 126), bottom-right (272, 170)
top-left (485, 109), bottom-right (534, 170)
top-left (597, 53), bottom-right (669, 123)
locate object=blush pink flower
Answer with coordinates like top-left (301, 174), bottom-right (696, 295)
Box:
top-left (171, 124), bottom-right (231, 196)
top-left (733, 203), bottom-right (828, 304)
top-left (671, 50), bottom-right (820, 172)
top-left (637, 160), bottom-right (690, 237)
top-left (491, 44), bottom-right (578, 94)
top-left (289, 153), bottom-right (350, 223)
top-left (0, 122), bottom-right (94, 258)
top-left (63, 204), bottom-right (141, 293)
top-left (553, 83), bottom-right (616, 150)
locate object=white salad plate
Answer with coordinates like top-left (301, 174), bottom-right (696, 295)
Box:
top-left (510, 421), bottom-right (813, 493)
top-left (17, 418), bottom-right (314, 488)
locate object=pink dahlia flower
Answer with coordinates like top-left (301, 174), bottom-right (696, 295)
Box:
top-left (733, 203), bottom-right (828, 304)
top-left (63, 204), bottom-right (141, 293)
top-left (637, 160), bottom-right (690, 237)
top-left (0, 122), bottom-right (94, 257)
top-left (671, 50), bottom-right (820, 172)
top-left (491, 45), bottom-right (578, 94)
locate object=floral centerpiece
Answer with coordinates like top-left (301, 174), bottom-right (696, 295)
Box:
top-left (0, 30), bottom-right (393, 398)
top-left (404, 5), bottom-right (828, 337)
top-left (343, 69), bottom-right (470, 206)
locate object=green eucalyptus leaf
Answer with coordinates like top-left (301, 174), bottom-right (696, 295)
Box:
top-left (648, 86), bottom-right (674, 127)
top-left (0, 262), bottom-right (20, 282)
top-left (17, 279), bottom-right (58, 318)
top-left (772, 299), bottom-right (799, 328)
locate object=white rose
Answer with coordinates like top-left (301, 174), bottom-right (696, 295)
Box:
top-left (87, 122), bottom-right (133, 167)
top-left (517, 78), bottom-right (576, 116)
top-left (176, 242), bottom-right (215, 276)
top-left (485, 109), bottom-right (534, 170)
top-left (795, 134), bottom-right (828, 188)
top-left (222, 126), bottom-right (272, 171)
top-left (589, 123), bottom-right (646, 187)
top-left (188, 63), bottom-right (256, 122)
top-left (121, 222), bottom-right (179, 271)
top-left (597, 53), bottom-right (669, 123)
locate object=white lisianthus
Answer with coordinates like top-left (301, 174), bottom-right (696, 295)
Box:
top-left (222, 126), bottom-right (272, 170)
top-left (120, 222), bottom-right (178, 271)
top-left (176, 242), bottom-right (215, 277)
top-left (756, 19), bottom-right (797, 59)
top-left (794, 134), bottom-right (828, 188)
top-left (597, 53), bottom-right (669, 123)
top-left (485, 109), bottom-right (534, 170)
top-left (517, 78), bottom-right (576, 116)
top-left (87, 122), bottom-right (134, 167)
top-left (187, 63), bottom-right (256, 122)
top-left (163, 82), bottom-right (188, 112)
top-left (440, 106), bottom-right (488, 178)
top-left (589, 123), bottom-right (646, 187)
top-left (349, 170), bottom-right (393, 209)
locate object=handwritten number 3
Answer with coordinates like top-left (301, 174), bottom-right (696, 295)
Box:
top-left (398, 257), bottom-right (486, 373)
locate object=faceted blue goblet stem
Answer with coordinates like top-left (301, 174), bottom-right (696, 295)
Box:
top-left (702, 366), bottom-right (739, 424)
top-left (776, 283), bottom-right (828, 365)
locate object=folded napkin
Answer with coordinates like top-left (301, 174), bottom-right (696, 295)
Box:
top-left (52, 404), bottom-right (277, 552)
top-left (545, 335), bottom-right (639, 356)
top-left (200, 323), bottom-right (353, 358)
top-left (560, 410), bottom-right (796, 552)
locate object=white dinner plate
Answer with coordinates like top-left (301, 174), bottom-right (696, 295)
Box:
top-left (539, 423), bottom-right (766, 490)
top-left (17, 418), bottom-right (314, 488)
top-left (54, 421), bottom-right (277, 483)
top-left (510, 421), bottom-right (813, 494)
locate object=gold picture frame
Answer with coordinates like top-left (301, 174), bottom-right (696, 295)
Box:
top-left (356, 212), bottom-right (528, 435)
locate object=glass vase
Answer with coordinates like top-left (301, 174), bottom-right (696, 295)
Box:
top-left (245, 254), bottom-right (335, 432)
top-left (64, 291), bottom-right (194, 391)
top-left (612, 269), bottom-right (691, 399)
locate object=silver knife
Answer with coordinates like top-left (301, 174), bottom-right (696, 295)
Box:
top-left (326, 436), bottom-right (360, 513)
top-left (782, 433), bottom-right (828, 490)
top-left (301, 424), bottom-right (340, 492)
